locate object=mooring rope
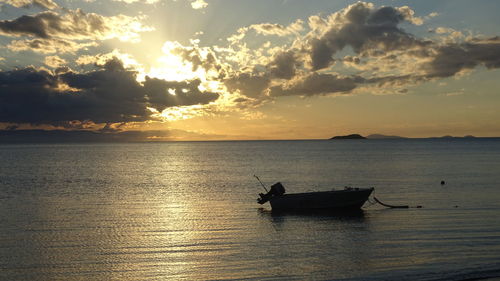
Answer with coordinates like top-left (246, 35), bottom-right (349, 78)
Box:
top-left (372, 196), bottom-right (423, 209)
top-left (363, 190), bottom-right (423, 209)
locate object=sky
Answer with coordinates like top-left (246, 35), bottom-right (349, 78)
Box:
top-left (1, 0), bottom-right (500, 141)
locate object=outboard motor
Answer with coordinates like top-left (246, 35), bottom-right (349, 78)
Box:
top-left (270, 182), bottom-right (285, 196)
top-left (258, 182), bottom-right (286, 204)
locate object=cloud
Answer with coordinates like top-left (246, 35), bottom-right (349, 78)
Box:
top-left (190, 0), bottom-right (208, 10)
top-left (169, 42), bottom-right (224, 76)
top-left (0, 57), bottom-right (219, 125)
top-left (0, 62), bottom-right (146, 124)
top-left (142, 77), bottom-right (219, 111)
top-left (224, 72), bottom-right (271, 98)
top-left (266, 50), bottom-right (300, 80)
top-left (105, 0), bottom-right (204, 9)
top-left (228, 19), bottom-right (304, 43)
top-left (424, 37), bottom-right (500, 78)
top-left (3, 1), bottom-right (500, 124)
top-left (305, 2), bottom-right (429, 70)
top-left (2, 0), bottom-right (59, 10)
top-left (44, 55), bottom-right (66, 68)
top-left (0, 9), bottom-right (152, 40)
top-left (250, 20), bottom-right (304, 36)
top-left (428, 27), bottom-right (464, 42)
top-left (75, 50), bottom-right (142, 70)
top-left (217, 2), bottom-right (500, 102)
top-left (426, 12), bottom-right (439, 19)
top-left (0, 9), bottom-right (153, 53)
top-left (269, 73), bottom-right (359, 97)
top-left (218, 2), bottom-right (446, 102)
top-left (7, 38), bottom-right (97, 53)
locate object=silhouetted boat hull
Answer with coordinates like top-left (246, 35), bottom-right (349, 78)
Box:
top-left (256, 180), bottom-right (374, 211)
top-left (264, 187), bottom-right (374, 211)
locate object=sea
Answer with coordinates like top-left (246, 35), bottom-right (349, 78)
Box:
top-left (1, 139), bottom-right (500, 281)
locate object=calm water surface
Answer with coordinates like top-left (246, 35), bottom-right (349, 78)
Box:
top-left (1, 139), bottom-right (500, 280)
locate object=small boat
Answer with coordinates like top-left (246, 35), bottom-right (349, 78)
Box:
top-left (257, 182), bottom-right (374, 211)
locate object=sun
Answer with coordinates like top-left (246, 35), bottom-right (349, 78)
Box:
top-left (146, 41), bottom-right (206, 82)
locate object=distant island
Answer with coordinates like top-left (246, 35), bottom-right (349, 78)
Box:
top-left (330, 134), bottom-right (366, 140)
top-left (432, 135), bottom-right (477, 139)
top-left (330, 134), bottom-right (404, 140)
top-left (329, 133), bottom-right (482, 140)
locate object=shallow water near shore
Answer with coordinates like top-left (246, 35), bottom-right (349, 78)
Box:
top-left (1, 139), bottom-right (500, 280)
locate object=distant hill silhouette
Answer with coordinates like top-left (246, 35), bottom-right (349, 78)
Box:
top-left (0, 129), bottom-right (139, 143)
top-left (330, 134), bottom-right (366, 140)
top-left (366, 134), bottom-right (405, 139)
top-left (330, 134), bottom-right (483, 140)
top-left (0, 129), bottom-right (173, 143)
top-left (433, 135), bottom-right (477, 139)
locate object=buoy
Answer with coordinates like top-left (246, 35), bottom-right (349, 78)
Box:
top-left (441, 180), bottom-right (445, 185)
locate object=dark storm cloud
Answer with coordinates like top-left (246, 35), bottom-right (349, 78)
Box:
top-left (269, 73), bottom-right (359, 97)
top-left (308, 2), bottom-right (428, 70)
top-left (0, 12), bottom-right (56, 38)
top-left (0, 64), bottom-right (149, 124)
top-left (425, 37), bottom-right (500, 78)
top-left (221, 51), bottom-right (299, 100)
top-left (0, 8), bottom-right (150, 53)
top-left (266, 50), bottom-right (299, 80)
top-left (0, 9), bottom-right (109, 39)
top-left (224, 72), bottom-right (271, 98)
top-left (143, 77), bottom-right (219, 111)
top-left (0, 58), bottom-right (219, 125)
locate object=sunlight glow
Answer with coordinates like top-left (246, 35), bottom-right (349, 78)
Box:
top-left (140, 41), bottom-right (231, 122)
top-left (167, 88), bottom-right (176, 96)
top-left (148, 41), bottom-right (205, 82)
top-left (161, 105), bottom-right (205, 121)
top-left (145, 41), bottom-right (225, 94)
